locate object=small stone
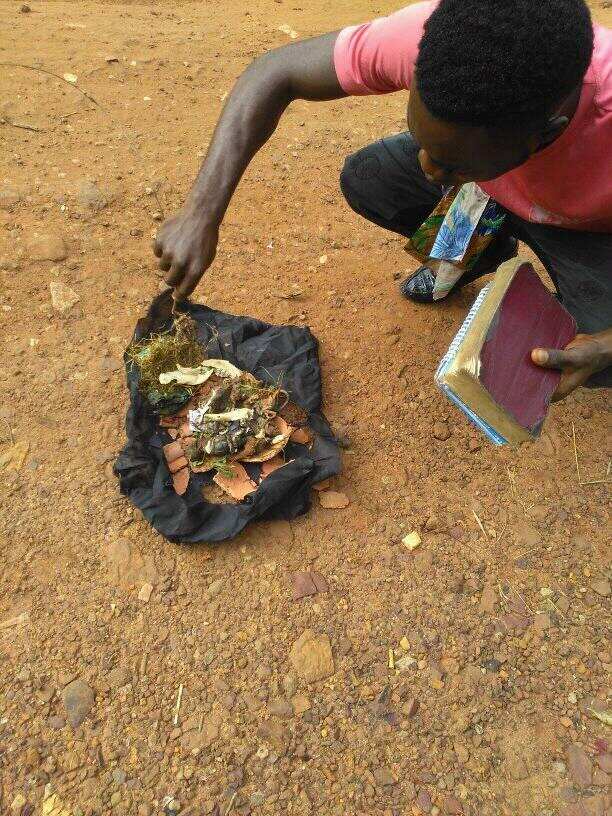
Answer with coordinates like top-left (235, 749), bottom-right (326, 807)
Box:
top-left (442, 795), bottom-right (463, 814)
top-left (318, 490), bottom-right (350, 509)
top-left (533, 613), bottom-right (552, 632)
top-left (207, 579), bottom-right (224, 598)
top-left (0, 187), bottom-right (21, 208)
top-left (402, 697), bottom-right (419, 718)
top-left (48, 715), bottom-right (66, 730)
top-left (373, 767), bottom-right (396, 787)
top-left (433, 421), bottom-right (451, 441)
top-left (402, 531), bottom-right (421, 551)
top-left (62, 679), bottom-right (95, 728)
top-left (19, 3), bottom-right (31, 12)
top-left (483, 658), bottom-right (501, 673)
top-left (291, 693), bottom-right (311, 715)
top-left (107, 666), bottom-right (131, 688)
top-left (250, 791), bottom-right (266, 807)
top-left (590, 577), bottom-right (610, 597)
top-left (595, 754), bottom-right (612, 774)
top-left (416, 788), bottom-right (432, 812)
top-left (289, 629), bottom-right (334, 683)
top-left (468, 437), bottom-right (481, 452)
top-left (560, 717), bottom-right (573, 728)
top-left (76, 179), bottom-right (111, 211)
top-left (28, 234), bottom-right (68, 262)
top-left (567, 743), bottom-right (592, 787)
top-left (112, 768), bottom-right (127, 785)
top-left (138, 582), bottom-right (153, 603)
top-left (50, 281), bottom-right (79, 315)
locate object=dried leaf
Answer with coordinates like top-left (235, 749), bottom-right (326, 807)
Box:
top-left (172, 467), bottom-right (189, 495)
top-left (159, 365), bottom-right (214, 386)
top-left (318, 490), bottom-right (350, 509)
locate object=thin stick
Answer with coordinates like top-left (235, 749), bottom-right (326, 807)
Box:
top-left (198, 713), bottom-right (203, 733)
top-left (224, 792), bottom-right (237, 816)
top-left (472, 510), bottom-right (488, 538)
top-left (1, 119), bottom-right (45, 133)
top-left (571, 422), bottom-right (581, 484)
top-left (0, 62), bottom-right (103, 109)
top-left (173, 683), bottom-right (183, 726)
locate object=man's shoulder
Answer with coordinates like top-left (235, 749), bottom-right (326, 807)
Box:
top-left (591, 24), bottom-right (612, 113)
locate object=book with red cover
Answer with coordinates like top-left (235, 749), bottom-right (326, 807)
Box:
top-left (436, 260), bottom-right (577, 444)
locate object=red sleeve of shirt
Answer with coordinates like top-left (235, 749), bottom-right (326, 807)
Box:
top-left (333, 1), bottom-right (438, 96)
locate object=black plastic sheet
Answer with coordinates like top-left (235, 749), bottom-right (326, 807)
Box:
top-left (114, 291), bottom-right (341, 543)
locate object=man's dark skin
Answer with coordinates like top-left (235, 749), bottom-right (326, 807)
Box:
top-left (154, 33), bottom-right (612, 400)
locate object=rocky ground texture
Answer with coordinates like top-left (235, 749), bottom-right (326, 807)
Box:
top-left (0, 1), bottom-right (610, 815)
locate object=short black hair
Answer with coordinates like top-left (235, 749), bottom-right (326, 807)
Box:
top-left (415, 0), bottom-right (594, 130)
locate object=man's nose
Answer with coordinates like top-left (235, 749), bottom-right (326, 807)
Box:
top-left (418, 149), bottom-right (452, 185)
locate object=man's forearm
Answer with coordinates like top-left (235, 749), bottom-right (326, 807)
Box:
top-left (185, 33), bottom-right (344, 224)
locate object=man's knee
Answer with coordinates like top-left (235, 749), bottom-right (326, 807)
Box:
top-left (339, 146), bottom-right (381, 216)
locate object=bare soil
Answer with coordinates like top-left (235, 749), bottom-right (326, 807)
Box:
top-left (0, 2), bottom-right (610, 816)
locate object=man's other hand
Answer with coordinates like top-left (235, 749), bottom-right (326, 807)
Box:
top-left (531, 329), bottom-right (612, 401)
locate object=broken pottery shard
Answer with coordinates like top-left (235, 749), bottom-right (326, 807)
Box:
top-left (50, 282), bottom-right (79, 316)
top-left (290, 427), bottom-right (313, 445)
top-left (261, 456), bottom-right (286, 479)
top-left (290, 629), bottom-right (335, 683)
top-left (168, 455), bottom-right (189, 474)
top-left (163, 440), bottom-right (184, 464)
top-left (213, 463), bottom-right (257, 501)
top-left (172, 467), bottom-right (189, 496)
top-left (292, 572), bottom-right (318, 601)
top-left (318, 490), bottom-right (349, 509)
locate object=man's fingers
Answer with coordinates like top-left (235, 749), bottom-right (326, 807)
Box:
top-left (531, 346), bottom-right (590, 370)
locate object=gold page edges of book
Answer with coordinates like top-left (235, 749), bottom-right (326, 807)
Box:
top-left (439, 258), bottom-right (535, 445)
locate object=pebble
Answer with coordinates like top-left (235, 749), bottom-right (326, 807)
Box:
top-left (28, 234), bottom-right (68, 262)
top-left (432, 421), bottom-right (451, 441)
top-left (107, 666), bottom-right (131, 688)
top-left (76, 179), bottom-right (111, 211)
top-left (112, 768), bottom-right (127, 785)
top-left (590, 577), bottom-right (610, 597)
top-left (48, 715), bottom-right (66, 730)
top-left (483, 658), bottom-right (501, 673)
top-left (318, 490), bottom-right (350, 509)
top-left (373, 767), bottom-right (396, 787)
top-left (19, 3), bottom-right (31, 12)
top-left (61, 679), bottom-right (95, 728)
top-left (566, 743), bottom-right (592, 787)
top-left (442, 795), bottom-right (463, 814)
top-left (290, 629), bottom-right (335, 683)
top-left (268, 697), bottom-right (293, 718)
top-left (138, 582), bottom-right (153, 602)
top-left (250, 792), bottom-right (266, 807)
top-left (50, 281), bottom-right (79, 315)
top-left (207, 579), bottom-right (224, 598)
top-left (416, 788), bottom-right (432, 812)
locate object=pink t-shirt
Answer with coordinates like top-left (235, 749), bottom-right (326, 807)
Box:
top-left (334, 2), bottom-right (612, 232)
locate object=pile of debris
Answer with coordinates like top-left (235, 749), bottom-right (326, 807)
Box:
top-left (128, 314), bottom-right (313, 500)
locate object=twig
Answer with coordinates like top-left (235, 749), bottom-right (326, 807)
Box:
top-left (198, 713), bottom-right (203, 733)
top-left (223, 792), bottom-right (237, 816)
top-left (0, 62), bottom-right (104, 109)
top-left (153, 189), bottom-right (166, 220)
top-left (0, 119), bottom-right (45, 133)
top-left (173, 683), bottom-right (183, 726)
top-left (472, 510), bottom-right (488, 538)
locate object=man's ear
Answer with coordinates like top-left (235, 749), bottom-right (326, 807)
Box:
top-left (534, 115), bottom-right (570, 150)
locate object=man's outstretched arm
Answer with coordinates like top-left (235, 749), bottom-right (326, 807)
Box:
top-left (154, 32), bottom-right (346, 299)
